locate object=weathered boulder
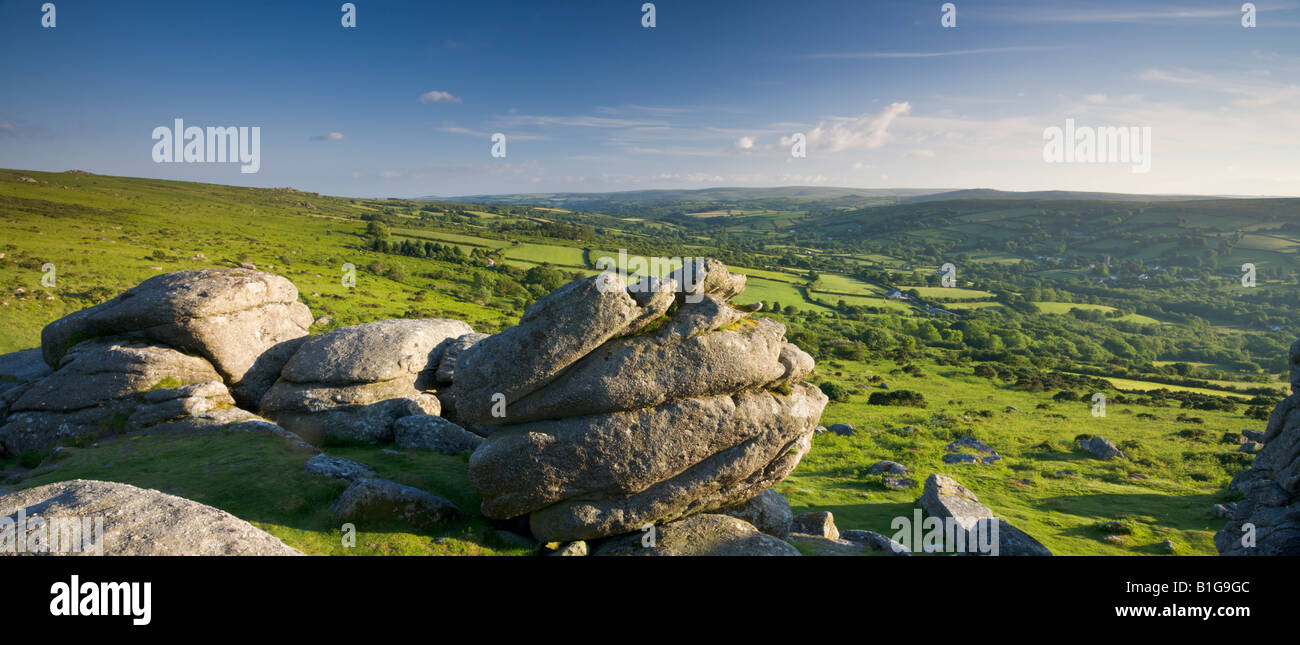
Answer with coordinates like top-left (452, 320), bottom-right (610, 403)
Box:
top-left (39, 269), bottom-right (312, 407)
top-left (259, 318), bottom-right (471, 444)
top-left (919, 474), bottom-right (1052, 556)
top-left (1086, 436), bottom-right (1125, 460)
top-left (720, 489), bottom-right (793, 538)
top-left (592, 514), bottom-right (800, 556)
top-left (920, 474), bottom-right (996, 531)
top-left (0, 338), bottom-right (232, 455)
top-left (392, 414), bottom-right (482, 455)
top-left (453, 272), bottom-right (676, 424)
top-left (465, 262), bottom-right (826, 542)
top-left (483, 317), bottom-right (809, 424)
top-left (474, 385), bottom-right (823, 542)
top-left (434, 333), bottom-right (489, 384)
top-left (1216, 370), bottom-right (1300, 555)
top-left (0, 479), bottom-right (302, 555)
top-left (329, 478), bottom-right (465, 530)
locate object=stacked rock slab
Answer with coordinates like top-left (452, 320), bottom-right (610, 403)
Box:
top-left (38, 268), bottom-right (312, 407)
top-left (258, 318), bottom-right (471, 443)
top-left (1215, 339), bottom-right (1300, 555)
top-left (464, 260), bottom-right (827, 542)
top-left (0, 338), bottom-right (232, 455)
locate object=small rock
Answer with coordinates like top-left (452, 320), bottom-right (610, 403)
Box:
top-left (942, 453), bottom-right (981, 465)
top-left (548, 541), bottom-right (588, 556)
top-left (840, 529), bottom-right (912, 555)
top-left (329, 478), bottom-right (464, 530)
top-left (828, 423), bottom-right (855, 437)
top-left (1239, 442), bottom-right (1261, 453)
top-left (393, 414), bottom-right (483, 455)
top-left (1161, 538), bottom-right (1176, 553)
top-left (1211, 503), bottom-right (1236, 518)
top-left (882, 476), bottom-right (915, 490)
top-left (946, 435), bottom-right (998, 456)
top-left (303, 454), bottom-right (376, 481)
top-left (1086, 436), bottom-right (1125, 460)
top-left (1241, 429), bottom-right (1265, 443)
top-left (867, 460), bottom-right (908, 476)
top-left (791, 511), bottom-right (839, 540)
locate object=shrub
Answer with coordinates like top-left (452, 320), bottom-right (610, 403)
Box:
top-left (818, 381), bottom-right (851, 402)
top-left (867, 390), bottom-right (926, 407)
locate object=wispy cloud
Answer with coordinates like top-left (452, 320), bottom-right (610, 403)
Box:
top-left (419, 90), bottom-right (462, 104)
top-left (310, 132), bottom-right (346, 141)
top-left (801, 46), bottom-right (1068, 60)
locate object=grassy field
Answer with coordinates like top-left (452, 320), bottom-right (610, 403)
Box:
top-left (786, 358), bottom-right (1251, 555)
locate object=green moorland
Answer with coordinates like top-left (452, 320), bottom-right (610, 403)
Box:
top-left (2, 169), bottom-right (1296, 555)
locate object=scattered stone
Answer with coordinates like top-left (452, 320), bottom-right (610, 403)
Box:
top-left (828, 423), bottom-right (855, 437)
top-left (1241, 429), bottom-right (1265, 443)
top-left (1211, 503), bottom-right (1236, 519)
top-left (303, 454), bottom-right (376, 481)
top-left (1086, 436), bottom-right (1125, 460)
top-left (942, 453), bottom-right (981, 465)
top-left (592, 514), bottom-right (799, 556)
top-left (392, 414), bottom-right (482, 455)
top-left (882, 476), bottom-right (915, 490)
top-left (1239, 441), bottom-right (1261, 453)
top-left (946, 435), bottom-right (998, 456)
top-left (0, 480), bottom-right (303, 555)
top-left (919, 473), bottom-right (1051, 556)
top-left (791, 511), bottom-right (839, 540)
top-left (1161, 538), bottom-right (1176, 553)
top-left (868, 460), bottom-right (909, 476)
top-left (840, 529), bottom-right (912, 555)
top-left (329, 478), bottom-right (464, 530)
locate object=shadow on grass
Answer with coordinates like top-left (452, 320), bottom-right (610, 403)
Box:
top-left (15, 430), bottom-right (523, 555)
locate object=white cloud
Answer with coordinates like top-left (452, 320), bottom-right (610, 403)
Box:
top-left (311, 132), bottom-right (346, 141)
top-left (784, 101), bottom-right (912, 153)
top-left (419, 90), bottom-right (462, 104)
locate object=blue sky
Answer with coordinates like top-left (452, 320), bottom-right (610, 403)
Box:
top-left (2, 0), bottom-right (1299, 197)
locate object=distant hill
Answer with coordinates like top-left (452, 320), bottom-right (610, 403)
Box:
top-left (421, 186), bottom-right (951, 215)
top-left (900, 189), bottom-right (1235, 204)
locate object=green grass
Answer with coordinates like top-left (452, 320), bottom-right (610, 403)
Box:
top-left (15, 431), bottom-right (530, 556)
top-left (785, 358), bottom-right (1250, 555)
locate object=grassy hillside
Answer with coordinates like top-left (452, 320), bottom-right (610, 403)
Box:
top-left (0, 169), bottom-right (1285, 556)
